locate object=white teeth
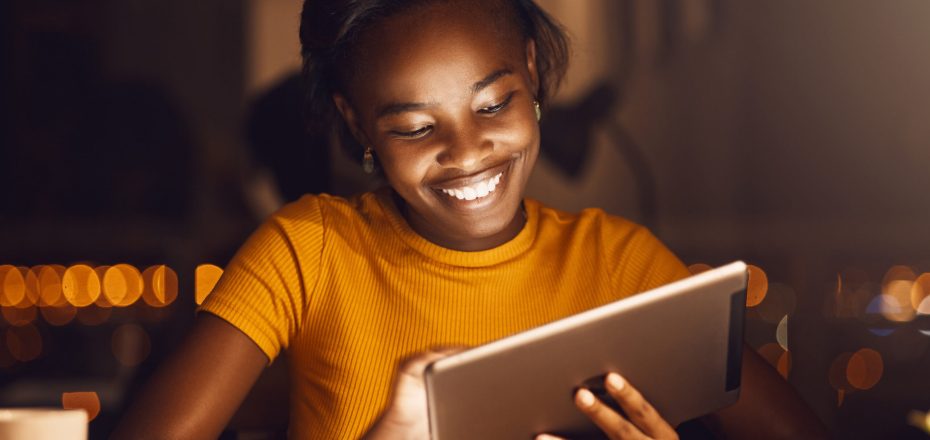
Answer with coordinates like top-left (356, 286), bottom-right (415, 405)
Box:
top-left (439, 172), bottom-right (503, 201)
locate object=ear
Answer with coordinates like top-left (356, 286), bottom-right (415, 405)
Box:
top-left (333, 93), bottom-right (373, 148)
top-left (525, 39), bottom-right (540, 98)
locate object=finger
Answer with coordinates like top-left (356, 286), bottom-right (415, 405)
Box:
top-left (535, 434), bottom-right (567, 440)
top-left (396, 347), bottom-right (466, 381)
top-left (603, 373), bottom-right (677, 438)
top-left (575, 388), bottom-right (648, 440)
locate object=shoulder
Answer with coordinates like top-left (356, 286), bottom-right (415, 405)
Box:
top-left (530, 199), bottom-right (642, 243)
top-left (528, 199), bottom-right (690, 292)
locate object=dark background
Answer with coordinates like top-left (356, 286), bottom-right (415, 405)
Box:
top-left (1, 0), bottom-right (929, 438)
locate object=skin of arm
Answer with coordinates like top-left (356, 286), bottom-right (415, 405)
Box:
top-left (110, 314), bottom-right (269, 440)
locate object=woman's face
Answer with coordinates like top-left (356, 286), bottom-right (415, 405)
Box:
top-left (335, 0), bottom-right (540, 251)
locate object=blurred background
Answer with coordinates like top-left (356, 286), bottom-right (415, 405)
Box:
top-left (2, 0), bottom-right (929, 438)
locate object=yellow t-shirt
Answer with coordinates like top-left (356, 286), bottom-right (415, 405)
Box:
top-left (198, 189), bottom-right (689, 439)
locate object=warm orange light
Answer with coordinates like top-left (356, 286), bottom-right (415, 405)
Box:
top-left (687, 263), bottom-right (712, 275)
top-left (112, 324), bottom-right (151, 367)
top-left (76, 305), bottom-right (112, 326)
top-left (776, 350), bottom-right (792, 379)
top-left (846, 348), bottom-right (883, 390)
top-left (40, 303), bottom-right (77, 326)
top-left (195, 264), bottom-right (224, 306)
top-left (93, 266), bottom-right (112, 307)
top-left (62, 264), bottom-right (101, 307)
top-left (911, 273), bottom-right (930, 311)
top-left (19, 266), bottom-right (41, 308)
top-left (1, 305), bottom-right (37, 326)
top-left (0, 265), bottom-right (26, 307)
top-left (745, 264), bottom-right (769, 307)
top-left (142, 265), bottom-right (178, 307)
top-left (37, 265), bottom-right (67, 307)
top-left (6, 323), bottom-right (43, 362)
top-left (62, 392), bottom-right (101, 422)
top-left (103, 264), bottom-right (144, 307)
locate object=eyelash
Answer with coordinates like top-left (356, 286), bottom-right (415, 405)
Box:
top-left (390, 92), bottom-right (516, 139)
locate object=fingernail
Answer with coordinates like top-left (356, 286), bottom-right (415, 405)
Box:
top-left (576, 388), bottom-right (596, 407)
top-left (536, 435), bottom-right (559, 440)
top-left (607, 373), bottom-right (625, 391)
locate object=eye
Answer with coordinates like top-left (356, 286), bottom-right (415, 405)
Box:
top-left (390, 125), bottom-right (433, 139)
top-left (479, 92), bottom-right (515, 114)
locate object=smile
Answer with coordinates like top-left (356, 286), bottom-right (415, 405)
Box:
top-left (438, 172), bottom-right (503, 201)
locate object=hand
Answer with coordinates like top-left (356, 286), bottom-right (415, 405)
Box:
top-left (537, 373), bottom-right (679, 440)
top-left (363, 348), bottom-right (463, 440)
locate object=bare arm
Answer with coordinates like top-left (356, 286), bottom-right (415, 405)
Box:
top-left (701, 344), bottom-right (830, 439)
top-left (111, 313), bottom-right (269, 439)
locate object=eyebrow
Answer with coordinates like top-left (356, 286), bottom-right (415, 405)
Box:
top-left (376, 68), bottom-right (514, 118)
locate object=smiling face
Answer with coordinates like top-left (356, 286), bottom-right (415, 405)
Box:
top-left (334, 0), bottom-right (541, 251)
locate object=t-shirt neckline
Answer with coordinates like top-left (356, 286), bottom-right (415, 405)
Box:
top-left (370, 188), bottom-right (539, 268)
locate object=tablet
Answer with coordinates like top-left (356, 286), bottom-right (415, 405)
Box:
top-left (424, 261), bottom-right (747, 440)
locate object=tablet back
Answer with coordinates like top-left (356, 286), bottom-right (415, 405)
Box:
top-left (424, 261), bottom-right (747, 440)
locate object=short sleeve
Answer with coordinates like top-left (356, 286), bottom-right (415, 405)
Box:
top-left (606, 223), bottom-right (691, 295)
top-left (198, 196), bottom-right (324, 364)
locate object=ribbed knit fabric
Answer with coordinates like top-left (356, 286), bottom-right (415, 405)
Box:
top-left (198, 189), bottom-right (690, 439)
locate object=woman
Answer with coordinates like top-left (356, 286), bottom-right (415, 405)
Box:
top-left (113, 0), bottom-right (829, 438)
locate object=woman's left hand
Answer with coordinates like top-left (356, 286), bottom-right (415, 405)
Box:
top-left (537, 372), bottom-right (679, 440)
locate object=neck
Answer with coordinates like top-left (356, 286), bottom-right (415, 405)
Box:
top-left (391, 191), bottom-right (527, 252)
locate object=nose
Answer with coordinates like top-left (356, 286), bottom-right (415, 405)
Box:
top-left (435, 120), bottom-right (494, 170)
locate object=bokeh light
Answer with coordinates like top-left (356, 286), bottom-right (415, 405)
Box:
top-left (846, 348), bottom-right (883, 390)
top-left (61, 392), bottom-right (101, 422)
top-left (142, 265), bottom-right (178, 307)
top-left (756, 342), bottom-right (790, 379)
top-left (828, 352), bottom-right (855, 407)
top-left (776, 315), bottom-right (789, 351)
top-left (0, 265), bottom-right (26, 307)
top-left (687, 263), bottom-right (712, 275)
top-left (911, 273), bottom-right (930, 310)
top-left (907, 410), bottom-right (930, 435)
top-left (104, 264), bottom-right (144, 307)
top-left (40, 303), bottom-right (77, 326)
top-left (195, 264), bottom-right (224, 306)
top-left (755, 282), bottom-right (796, 323)
top-left (37, 265), bottom-right (67, 307)
top-left (18, 266), bottom-right (41, 308)
top-left (865, 295), bottom-right (896, 336)
top-left (112, 324), bottom-right (151, 367)
top-left (6, 323), bottom-right (43, 362)
top-left (881, 265), bottom-right (917, 322)
top-left (62, 264), bottom-right (101, 307)
top-left (1, 305), bottom-right (37, 326)
top-left (745, 264), bottom-right (768, 307)
top-left (93, 266), bottom-right (113, 307)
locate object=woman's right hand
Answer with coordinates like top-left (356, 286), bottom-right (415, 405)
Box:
top-left (363, 348), bottom-right (463, 440)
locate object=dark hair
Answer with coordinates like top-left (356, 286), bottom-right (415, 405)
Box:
top-left (298, 0), bottom-right (570, 164)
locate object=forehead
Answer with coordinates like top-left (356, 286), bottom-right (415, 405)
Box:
top-left (345, 0), bottom-right (525, 105)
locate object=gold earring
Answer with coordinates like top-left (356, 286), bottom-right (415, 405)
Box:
top-left (533, 100), bottom-right (541, 121)
top-left (362, 147), bottom-right (374, 174)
